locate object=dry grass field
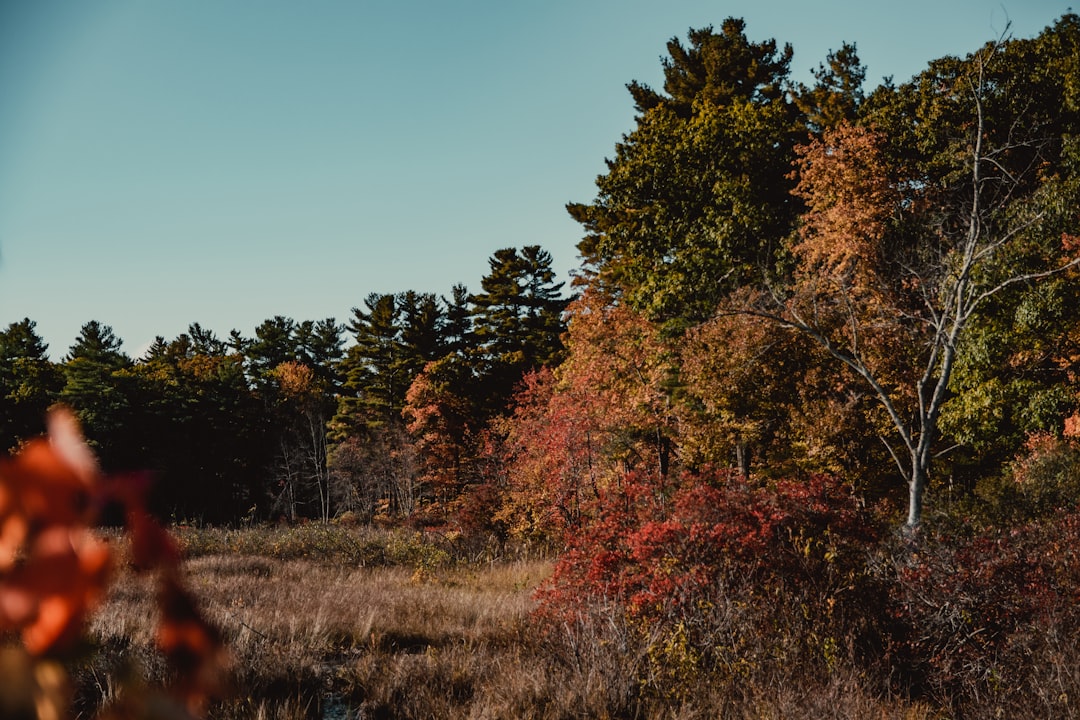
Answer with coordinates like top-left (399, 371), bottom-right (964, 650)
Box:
top-left (69, 525), bottom-right (947, 720)
top-left (84, 555), bottom-right (549, 718)
top-left (77, 525), bottom-right (548, 718)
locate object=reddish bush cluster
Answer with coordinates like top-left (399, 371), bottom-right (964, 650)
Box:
top-left (538, 471), bottom-right (881, 620)
top-left (536, 466), bottom-right (1080, 713)
top-left (533, 470), bottom-right (889, 704)
top-left (886, 514), bottom-right (1080, 710)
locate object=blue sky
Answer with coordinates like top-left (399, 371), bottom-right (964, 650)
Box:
top-left (0, 0), bottom-right (1072, 359)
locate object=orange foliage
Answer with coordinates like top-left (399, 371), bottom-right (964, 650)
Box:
top-left (791, 124), bottom-right (898, 290)
top-left (0, 408), bottom-right (228, 719)
top-left (403, 358), bottom-right (470, 505)
top-left (0, 410), bottom-right (109, 656)
top-left (496, 288), bottom-right (677, 540)
top-left (272, 359), bottom-right (318, 398)
top-left (785, 123), bottom-right (917, 400)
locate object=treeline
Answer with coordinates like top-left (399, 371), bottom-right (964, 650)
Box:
top-left (5, 13), bottom-right (1080, 712)
top-left (517, 15), bottom-right (1080, 713)
top-left (522, 14), bottom-right (1080, 534)
top-left (5, 14), bottom-right (1080, 542)
top-left (3, 13), bottom-right (1080, 542)
top-left (0, 245), bottom-right (568, 524)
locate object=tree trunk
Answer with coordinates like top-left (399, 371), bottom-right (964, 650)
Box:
top-left (906, 462), bottom-right (926, 530)
top-left (735, 437), bottom-right (751, 480)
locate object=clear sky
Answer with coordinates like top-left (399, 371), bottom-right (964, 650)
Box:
top-left (0, 0), bottom-right (1073, 359)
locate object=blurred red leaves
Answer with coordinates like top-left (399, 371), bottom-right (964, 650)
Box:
top-left (0, 407), bottom-right (229, 718)
top-left (0, 409), bottom-right (110, 656)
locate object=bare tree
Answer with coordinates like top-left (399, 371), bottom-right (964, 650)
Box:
top-left (736, 38), bottom-right (1079, 530)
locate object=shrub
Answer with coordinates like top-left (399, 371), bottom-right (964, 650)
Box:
top-left (536, 466), bottom-right (1080, 715)
top-left (536, 470), bottom-right (888, 700)
top-left (883, 513), bottom-right (1080, 715)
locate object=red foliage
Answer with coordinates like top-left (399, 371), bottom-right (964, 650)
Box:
top-left (0, 408), bottom-right (229, 718)
top-left (886, 514), bottom-right (1080, 702)
top-left (0, 410), bottom-right (111, 656)
top-left (495, 289), bottom-right (678, 542)
top-left (537, 470), bottom-right (880, 622)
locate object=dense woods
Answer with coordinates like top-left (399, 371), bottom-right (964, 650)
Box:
top-left (5, 13), bottom-right (1080, 717)
top-left (1, 244), bottom-right (569, 525)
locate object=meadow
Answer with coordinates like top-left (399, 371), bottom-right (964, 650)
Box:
top-left (71, 524), bottom-right (954, 720)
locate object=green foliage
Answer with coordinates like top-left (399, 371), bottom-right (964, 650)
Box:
top-left (334, 291), bottom-right (447, 435)
top-left (60, 322), bottom-right (138, 468)
top-left (792, 42), bottom-right (866, 132)
top-left (133, 331), bottom-right (270, 522)
top-left (626, 18), bottom-right (792, 116)
top-left (969, 433), bottom-right (1080, 526)
top-left (570, 19), bottom-right (800, 327)
top-left (0, 319), bottom-right (62, 451)
top-left (469, 245), bottom-right (568, 417)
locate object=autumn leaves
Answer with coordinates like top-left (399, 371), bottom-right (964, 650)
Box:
top-left (0, 409), bottom-right (226, 719)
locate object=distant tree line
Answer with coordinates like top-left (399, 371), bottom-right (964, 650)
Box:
top-left (0, 245), bottom-right (568, 524)
top-left (4, 14), bottom-right (1080, 543)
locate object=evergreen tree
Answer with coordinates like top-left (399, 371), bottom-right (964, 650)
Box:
top-left (296, 318), bottom-right (346, 393)
top-left (335, 293), bottom-right (404, 433)
top-left (140, 336), bottom-right (170, 362)
top-left (334, 293), bottom-right (447, 436)
top-left (442, 283), bottom-right (473, 358)
top-left (188, 322), bottom-right (228, 356)
top-left (64, 320), bottom-right (129, 367)
top-left (520, 245), bottom-right (569, 368)
top-left (399, 291), bottom-right (445, 381)
top-left (0, 318), bottom-right (62, 451)
top-left (470, 245), bottom-right (568, 417)
top-left (60, 321), bottom-right (135, 469)
top-left (626, 19), bottom-right (792, 116)
top-left (568, 18), bottom-right (801, 328)
top-left (245, 316), bottom-right (299, 384)
top-left (135, 329), bottom-right (267, 521)
top-left (792, 42), bottom-right (866, 133)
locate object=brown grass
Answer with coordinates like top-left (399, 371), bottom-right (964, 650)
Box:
top-left (72, 527), bottom-right (949, 719)
top-left (81, 543), bottom-right (551, 719)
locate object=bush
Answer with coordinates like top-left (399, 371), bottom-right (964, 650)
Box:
top-left (536, 470), bottom-right (889, 701)
top-left (882, 513), bottom-right (1080, 715)
top-left (535, 466), bottom-right (1080, 715)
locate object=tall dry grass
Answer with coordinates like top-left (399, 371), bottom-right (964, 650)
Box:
top-left (80, 555), bottom-right (937, 719)
top-left (75, 525), bottom-right (1056, 719)
top-left (81, 537), bottom-right (551, 719)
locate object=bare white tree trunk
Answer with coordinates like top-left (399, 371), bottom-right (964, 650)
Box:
top-left (739, 40), bottom-right (1078, 530)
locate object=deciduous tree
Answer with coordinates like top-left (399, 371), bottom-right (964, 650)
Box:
top-left (738, 31), bottom-right (1080, 528)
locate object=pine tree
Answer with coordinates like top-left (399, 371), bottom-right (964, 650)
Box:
top-left (568, 18), bottom-right (801, 328)
top-left (469, 245), bottom-right (568, 418)
top-left (60, 322), bottom-right (135, 469)
top-left (0, 319), bottom-right (62, 451)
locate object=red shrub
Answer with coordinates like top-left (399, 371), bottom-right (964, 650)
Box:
top-left (885, 513), bottom-right (1080, 707)
top-left (537, 470), bottom-right (882, 623)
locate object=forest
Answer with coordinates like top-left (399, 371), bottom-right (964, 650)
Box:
top-left (0, 242), bottom-right (569, 526)
top-left (3, 13), bottom-right (1080, 719)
